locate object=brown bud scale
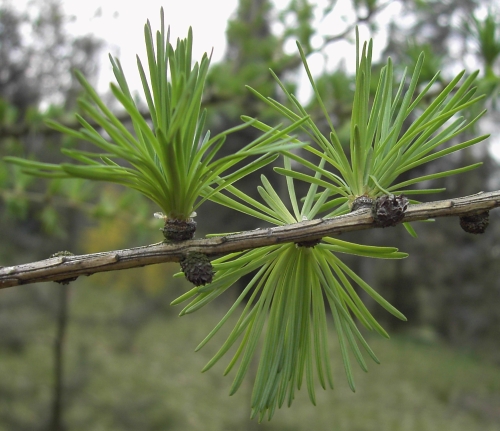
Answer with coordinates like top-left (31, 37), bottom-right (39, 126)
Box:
top-left (459, 211), bottom-right (489, 234)
top-left (162, 219), bottom-right (197, 241)
top-left (372, 194), bottom-right (408, 227)
top-left (296, 238), bottom-right (322, 248)
top-left (180, 252), bottom-right (214, 286)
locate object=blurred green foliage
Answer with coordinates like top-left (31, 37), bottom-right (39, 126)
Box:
top-left (0, 281), bottom-right (499, 430)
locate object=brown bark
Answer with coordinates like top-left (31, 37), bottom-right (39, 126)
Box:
top-left (1, 190), bottom-right (499, 289)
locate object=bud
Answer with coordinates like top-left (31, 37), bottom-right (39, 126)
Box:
top-left (180, 252), bottom-right (214, 286)
top-left (162, 219), bottom-right (197, 241)
top-left (372, 194), bottom-right (408, 227)
top-left (459, 211), bottom-right (489, 234)
top-left (296, 238), bottom-right (322, 248)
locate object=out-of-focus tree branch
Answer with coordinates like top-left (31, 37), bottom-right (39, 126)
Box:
top-left (0, 2), bottom-right (391, 140)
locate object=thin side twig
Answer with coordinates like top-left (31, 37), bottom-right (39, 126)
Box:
top-left (1, 190), bottom-right (499, 289)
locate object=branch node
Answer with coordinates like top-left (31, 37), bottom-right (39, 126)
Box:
top-left (180, 252), bottom-right (214, 286)
top-left (50, 251), bottom-right (74, 265)
top-left (459, 211), bottom-right (489, 234)
top-left (50, 251), bottom-right (78, 284)
top-left (162, 219), bottom-right (197, 241)
top-left (372, 194), bottom-right (409, 228)
top-left (296, 238), bottom-right (322, 248)
top-left (351, 195), bottom-right (374, 212)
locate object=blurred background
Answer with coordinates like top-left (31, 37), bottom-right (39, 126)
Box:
top-left (1, 0), bottom-right (500, 430)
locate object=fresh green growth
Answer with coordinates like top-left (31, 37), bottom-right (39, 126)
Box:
top-left (243, 29), bottom-right (489, 235)
top-left (4, 8), bottom-right (304, 231)
top-left (172, 29), bottom-right (488, 419)
top-left (173, 156), bottom-right (408, 421)
top-left (3, 8), bottom-right (490, 421)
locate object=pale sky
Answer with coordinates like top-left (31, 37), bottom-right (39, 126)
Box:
top-left (17, 0), bottom-right (500, 159)
top-left (58, 0), bottom-right (398, 100)
top-left (60, 0), bottom-right (240, 93)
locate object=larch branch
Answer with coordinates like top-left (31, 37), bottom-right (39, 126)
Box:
top-left (1, 190), bottom-right (499, 289)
